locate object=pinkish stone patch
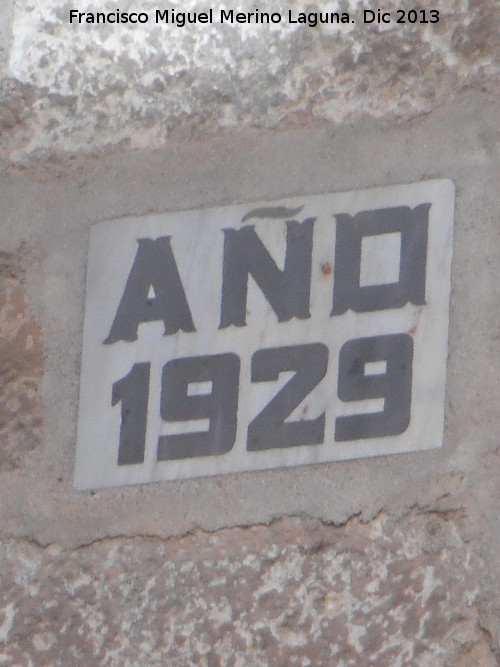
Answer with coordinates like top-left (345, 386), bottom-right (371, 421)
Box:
top-left (0, 249), bottom-right (43, 470)
top-left (0, 511), bottom-right (495, 666)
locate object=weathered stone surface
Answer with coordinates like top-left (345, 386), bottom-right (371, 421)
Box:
top-left (0, 510), bottom-right (496, 666)
top-left (0, 0), bottom-right (498, 161)
top-left (0, 250), bottom-right (43, 471)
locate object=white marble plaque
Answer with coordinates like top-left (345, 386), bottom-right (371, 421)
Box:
top-left (74, 179), bottom-right (454, 489)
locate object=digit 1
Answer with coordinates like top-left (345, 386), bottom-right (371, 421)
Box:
top-left (112, 363), bottom-right (150, 465)
top-left (335, 334), bottom-right (413, 441)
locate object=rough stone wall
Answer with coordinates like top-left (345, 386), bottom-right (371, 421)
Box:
top-left (0, 0), bottom-right (499, 161)
top-left (0, 512), bottom-right (497, 666)
top-left (0, 0), bottom-right (499, 664)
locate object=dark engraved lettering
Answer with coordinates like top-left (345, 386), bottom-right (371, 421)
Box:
top-left (105, 237), bottom-right (195, 344)
top-left (219, 219), bottom-right (315, 328)
top-left (112, 363), bottom-right (150, 465)
top-left (247, 343), bottom-right (328, 451)
top-left (335, 333), bottom-right (413, 441)
top-left (241, 205), bottom-right (304, 223)
top-left (331, 205), bottom-right (430, 315)
top-left (158, 353), bottom-right (240, 460)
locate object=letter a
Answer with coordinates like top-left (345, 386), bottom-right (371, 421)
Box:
top-left (105, 237), bottom-right (195, 344)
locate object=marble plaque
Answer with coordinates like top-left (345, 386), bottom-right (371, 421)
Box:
top-left (74, 179), bottom-right (454, 490)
